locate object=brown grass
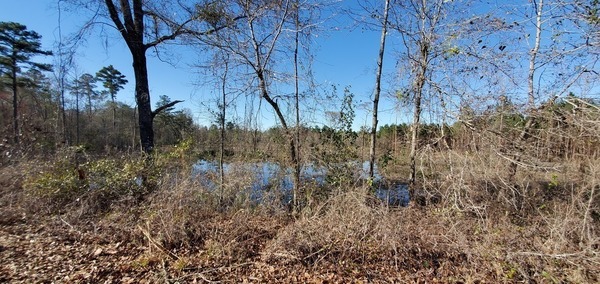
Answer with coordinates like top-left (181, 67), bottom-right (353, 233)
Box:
top-left (1, 142), bottom-right (598, 282)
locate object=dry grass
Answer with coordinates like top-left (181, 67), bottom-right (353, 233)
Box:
top-left (2, 141), bottom-right (598, 282)
top-left (0, 163), bottom-right (29, 226)
top-left (398, 144), bottom-right (600, 281)
top-left (135, 168), bottom-right (290, 261)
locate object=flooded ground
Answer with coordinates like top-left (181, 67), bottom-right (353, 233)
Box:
top-left (193, 160), bottom-right (410, 206)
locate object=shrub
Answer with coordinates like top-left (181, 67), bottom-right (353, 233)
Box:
top-left (23, 146), bottom-right (88, 212)
top-left (24, 146), bottom-right (156, 215)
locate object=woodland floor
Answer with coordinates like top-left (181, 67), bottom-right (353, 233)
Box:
top-left (0, 163), bottom-right (598, 283)
top-left (0, 216), bottom-right (437, 283)
top-left (0, 195), bottom-right (474, 282)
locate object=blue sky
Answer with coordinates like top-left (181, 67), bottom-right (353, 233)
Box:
top-left (3, 1), bottom-right (594, 131)
top-left (1, 0), bottom-right (407, 130)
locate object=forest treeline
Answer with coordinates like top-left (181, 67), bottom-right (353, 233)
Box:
top-left (1, 72), bottom-right (598, 167)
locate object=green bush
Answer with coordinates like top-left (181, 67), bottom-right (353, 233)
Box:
top-left (24, 146), bottom-right (157, 214)
top-left (154, 138), bottom-right (198, 172)
top-left (24, 146), bottom-right (87, 209)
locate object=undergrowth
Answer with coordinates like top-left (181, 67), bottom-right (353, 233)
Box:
top-left (3, 142), bottom-right (598, 282)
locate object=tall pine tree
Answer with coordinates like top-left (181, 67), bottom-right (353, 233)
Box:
top-left (0, 22), bottom-right (52, 144)
top-left (96, 65), bottom-right (128, 145)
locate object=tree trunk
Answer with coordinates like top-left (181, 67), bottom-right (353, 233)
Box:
top-left (257, 69), bottom-right (296, 161)
top-left (527, 0), bottom-right (543, 110)
top-left (132, 52), bottom-right (154, 154)
top-left (257, 69), bottom-right (298, 211)
top-left (293, 0), bottom-right (302, 213)
top-left (408, 0), bottom-right (434, 186)
top-left (508, 0), bottom-right (543, 180)
top-left (76, 89), bottom-right (80, 145)
top-left (408, 88), bottom-right (423, 185)
top-left (409, 46), bottom-right (429, 184)
top-left (87, 92), bottom-right (93, 118)
top-left (369, 0), bottom-right (390, 180)
top-left (132, 104), bottom-right (137, 149)
top-left (103, 0), bottom-right (154, 154)
top-left (111, 96), bottom-right (116, 145)
top-left (219, 58), bottom-right (228, 204)
top-left (60, 76), bottom-right (68, 146)
top-left (11, 55), bottom-right (18, 145)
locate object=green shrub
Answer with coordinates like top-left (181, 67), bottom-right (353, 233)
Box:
top-left (24, 146), bottom-right (87, 210)
top-left (154, 138), bottom-right (198, 170)
top-left (24, 146), bottom-right (157, 215)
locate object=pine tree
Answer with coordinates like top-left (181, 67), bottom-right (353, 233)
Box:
top-left (96, 65), bottom-right (128, 143)
top-left (0, 22), bottom-right (52, 144)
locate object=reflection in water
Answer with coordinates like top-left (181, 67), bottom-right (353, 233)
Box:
top-left (193, 160), bottom-right (410, 207)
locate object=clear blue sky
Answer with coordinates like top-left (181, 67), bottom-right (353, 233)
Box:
top-left (4, 1), bottom-right (588, 131)
top-left (0, 0), bottom-right (409, 130)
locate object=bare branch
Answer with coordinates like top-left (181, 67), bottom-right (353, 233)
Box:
top-left (144, 15), bottom-right (247, 50)
top-left (152, 100), bottom-right (184, 118)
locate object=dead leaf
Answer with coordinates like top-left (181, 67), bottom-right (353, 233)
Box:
top-left (93, 248), bottom-right (103, 256)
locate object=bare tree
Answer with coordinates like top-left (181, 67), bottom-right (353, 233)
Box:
top-left (199, 0), bottom-right (320, 212)
top-left (497, 0), bottom-right (599, 180)
top-left (505, 0), bottom-right (545, 180)
top-left (218, 53), bottom-right (230, 203)
top-left (388, 0), bottom-right (447, 185)
top-left (293, 0), bottom-right (301, 212)
top-left (368, 0), bottom-right (390, 180)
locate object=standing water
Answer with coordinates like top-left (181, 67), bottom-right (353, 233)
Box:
top-left (193, 160), bottom-right (410, 207)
